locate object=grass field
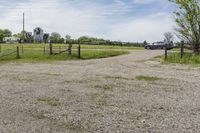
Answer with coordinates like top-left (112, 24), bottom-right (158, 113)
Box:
top-left (161, 52), bottom-right (200, 65)
top-left (0, 43), bottom-right (135, 63)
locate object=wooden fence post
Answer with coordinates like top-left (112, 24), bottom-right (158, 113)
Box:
top-left (21, 45), bottom-right (24, 55)
top-left (165, 43), bottom-right (167, 60)
top-left (78, 44), bottom-right (81, 59)
top-left (68, 44), bottom-right (72, 55)
top-left (43, 46), bottom-right (46, 55)
top-left (59, 46), bottom-right (61, 53)
top-left (16, 46), bottom-right (20, 58)
top-left (49, 42), bottom-right (53, 55)
top-left (180, 41), bottom-right (184, 58)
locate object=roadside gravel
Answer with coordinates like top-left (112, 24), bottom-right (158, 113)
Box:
top-left (0, 50), bottom-right (200, 133)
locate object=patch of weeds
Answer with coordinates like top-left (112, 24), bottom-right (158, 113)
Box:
top-left (104, 75), bottom-right (131, 80)
top-left (44, 73), bottom-right (61, 76)
top-left (62, 79), bottom-right (87, 84)
top-left (135, 75), bottom-right (162, 81)
top-left (37, 96), bottom-right (61, 106)
top-left (11, 76), bottom-right (34, 82)
top-left (94, 84), bottom-right (113, 90)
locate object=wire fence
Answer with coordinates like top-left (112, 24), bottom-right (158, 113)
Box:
top-left (164, 41), bottom-right (200, 60)
top-left (0, 43), bottom-right (81, 60)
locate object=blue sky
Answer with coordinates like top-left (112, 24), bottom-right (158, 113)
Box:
top-left (0, 0), bottom-right (176, 42)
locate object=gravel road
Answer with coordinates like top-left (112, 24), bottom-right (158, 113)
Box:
top-left (0, 50), bottom-right (200, 133)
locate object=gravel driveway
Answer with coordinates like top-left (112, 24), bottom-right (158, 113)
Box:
top-left (0, 50), bottom-right (200, 133)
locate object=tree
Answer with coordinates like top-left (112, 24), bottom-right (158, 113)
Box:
top-left (4, 29), bottom-right (12, 37)
top-left (164, 32), bottom-right (174, 43)
top-left (65, 34), bottom-right (72, 43)
top-left (169, 0), bottom-right (200, 53)
top-left (143, 40), bottom-right (148, 46)
top-left (43, 33), bottom-right (49, 43)
top-left (50, 32), bottom-right (61, 39)
top-left (0, 29), bottom-right (5, 42)
top-left (50, 32), bottom-right (62, 43)
top-left (65, 35), bottom-right (71, 40)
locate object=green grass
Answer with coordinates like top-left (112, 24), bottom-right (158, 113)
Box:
top-left (0, 43), bottom-right (143, 50)
top-left (135, 75), bottom-right (161, 81)
top-left (162, 53), bottom-right (200, 65)
top-left (0, 43), bottom-right (130, 63)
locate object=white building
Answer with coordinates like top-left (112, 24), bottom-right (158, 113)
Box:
top-left (34, 27), bottom-right (44, 42)
top-left (3, 37), bottom-right (20, 43)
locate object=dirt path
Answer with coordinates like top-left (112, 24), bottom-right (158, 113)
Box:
top-left (0, 50), bottom-right (200, 133)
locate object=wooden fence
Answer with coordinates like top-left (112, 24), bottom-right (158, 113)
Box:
top-left (164, 41), bottom-right (200, 60)
top-left (0, 46), bottom-right (21, 59)
top-left (0, 43), bottom-right (82, 59)
top-left (46, 42), bottom-right (81, 58)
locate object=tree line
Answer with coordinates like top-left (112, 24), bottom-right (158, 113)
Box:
top-left (0, 29), bottom-right (145, 47)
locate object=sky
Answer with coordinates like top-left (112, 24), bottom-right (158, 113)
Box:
top-left (0, 0), bottom-right (176, 42)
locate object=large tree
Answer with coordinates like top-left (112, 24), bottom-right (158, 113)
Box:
top-left (169, 0), bottom-right (200, 53)
top-left (0, 29), bottom-right (12, 42)
top-left (164, 32), bottom-right (174, 43)
top-left (4, 29), bottom-right (12, 37)
top-left (0, 29), bottom-right (4, 42)
top-left (50, 32), bottom-right (61, 39)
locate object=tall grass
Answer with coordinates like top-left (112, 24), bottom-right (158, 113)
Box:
top-left (163, 53), bottom-right (200, 65)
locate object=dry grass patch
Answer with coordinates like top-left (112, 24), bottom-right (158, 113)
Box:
top-left (37, 96), bottom-right (61, 106)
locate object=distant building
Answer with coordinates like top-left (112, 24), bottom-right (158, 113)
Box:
top-left (3, 37), bottom-right (20, 43)
top-left (34, 27), bottom-right (44, 42)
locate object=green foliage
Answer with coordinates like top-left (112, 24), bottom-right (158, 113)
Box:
top-left (3, 29), bottom-right (12, 37)
top-left (0, 43), bottom-right (129, 63)
top-left (50, 32), bottom-right (64, 43)
top-left (143, 40), bottom-right (148, 45)
top-left (0, 29), bottom-right (12, 42)
top-left (163, 53), bottom-right (200, 65)
top-left (77, 36), bottom-right (144, 47)
top-left (169, 0), bottom-right (200, 53)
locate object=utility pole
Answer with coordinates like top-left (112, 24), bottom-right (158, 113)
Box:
top-left (23, 12), bottom-right (25, 43)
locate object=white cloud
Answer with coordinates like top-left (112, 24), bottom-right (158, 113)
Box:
top-left (108, 13), bottom-right (175, 42)
top-left (133, 0), bottom-right (157, 4)
top-left (0, 0), bottom-right (175, 42)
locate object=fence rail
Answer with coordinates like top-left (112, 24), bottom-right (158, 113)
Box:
top-left (0, 50), bottom-right (17, 58)
top-left (0, 46), bottom-right (21, 59)
top-left (165, 41), bottom-right (200, 60)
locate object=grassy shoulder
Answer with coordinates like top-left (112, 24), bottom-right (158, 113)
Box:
top-left (161, 52), bottom-right (200, 65)
top-left (0, 43), bottom-right (144, 50)
top-left (0, 47), bottom-right (129, 63)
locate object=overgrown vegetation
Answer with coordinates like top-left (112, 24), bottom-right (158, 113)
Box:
top-left (163, 53), bottom-right (200, 65)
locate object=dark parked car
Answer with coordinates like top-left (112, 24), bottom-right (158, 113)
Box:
top-left (144, 42), bottom-right (173, 50)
